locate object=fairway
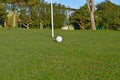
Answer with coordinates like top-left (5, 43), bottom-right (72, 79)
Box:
top-left (0, 29), bottom-right (120, 80)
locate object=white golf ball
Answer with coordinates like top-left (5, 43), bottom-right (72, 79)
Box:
top-left (56, 36), bottom-right (63, 42)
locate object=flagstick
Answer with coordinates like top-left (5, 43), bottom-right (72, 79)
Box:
top-left (51, 0), bottom-right (54, 38)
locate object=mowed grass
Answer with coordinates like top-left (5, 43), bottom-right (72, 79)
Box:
top-left (0, 29), bottom-right (120, 80)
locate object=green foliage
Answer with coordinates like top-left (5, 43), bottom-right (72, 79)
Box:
top-left (2, 0), bottom-right (120, 30)
top-left (70, 0), bottom-right (120, 30)
top-left (96, 1), bottom-right (120, 30)
top-left (70, 4), bottom-right (90, 29)
top-left (53, 14), bottom-right (65, 29)
top-left (0, 29), bottom-right (120, 79)
top-left (0, 3), bottom-right (7, 21)
top-left (53, 4), bottom-right (66, 29)
top-left (0, 0), bottom-right (68, 29)
top-left (21, 0), bottom-right (67, 29)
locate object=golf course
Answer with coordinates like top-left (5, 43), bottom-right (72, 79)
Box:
top-left (0, 29), bottom-right (120, 80)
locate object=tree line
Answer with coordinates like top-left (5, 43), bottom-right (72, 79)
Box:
top-left (0, 0), bottom-right (73, 29)
top-left (70, 0), bottom-right (120, 30)
top-left (0, 0), bottom-right (120, 30)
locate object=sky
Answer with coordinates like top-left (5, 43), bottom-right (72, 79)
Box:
top-left (45, 0), bottom-right (120, 9)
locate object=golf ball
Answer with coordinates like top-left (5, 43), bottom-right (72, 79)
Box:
top-left (56, 36), bottom-right (63, 42)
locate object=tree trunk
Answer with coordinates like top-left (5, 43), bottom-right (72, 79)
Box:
top-left (40, 22), bottom-right (43, 29)
top-left (90, 11), bottom-right (96, 30)
top-left (13, 13), bottom-right (16, 27)
top-left (4, 21), bottom-right (7, 27)
top-left (86, 0), bottom-right (96, 30)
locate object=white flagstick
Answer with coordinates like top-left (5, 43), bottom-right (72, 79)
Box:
top-left (51, 0), bottom-right (54, 38)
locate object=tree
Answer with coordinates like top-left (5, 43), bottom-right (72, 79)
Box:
top-left (96, 0), bottom-right (120, 30)
top-left (0, 1), bottom-right (7, 27)
top-left (5, 0), bottom-right (20, 27)
top-left (0, 0), bottom-right (73, 29)
top-left (53, 3), bottom-right (66, 29)
top-left (70, 4), bottom-right (90, 30)
top-left (86, 0), bottom-right (96, 30)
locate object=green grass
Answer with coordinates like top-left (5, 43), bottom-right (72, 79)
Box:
top-left (0, 29), bottom-right (120, 80)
